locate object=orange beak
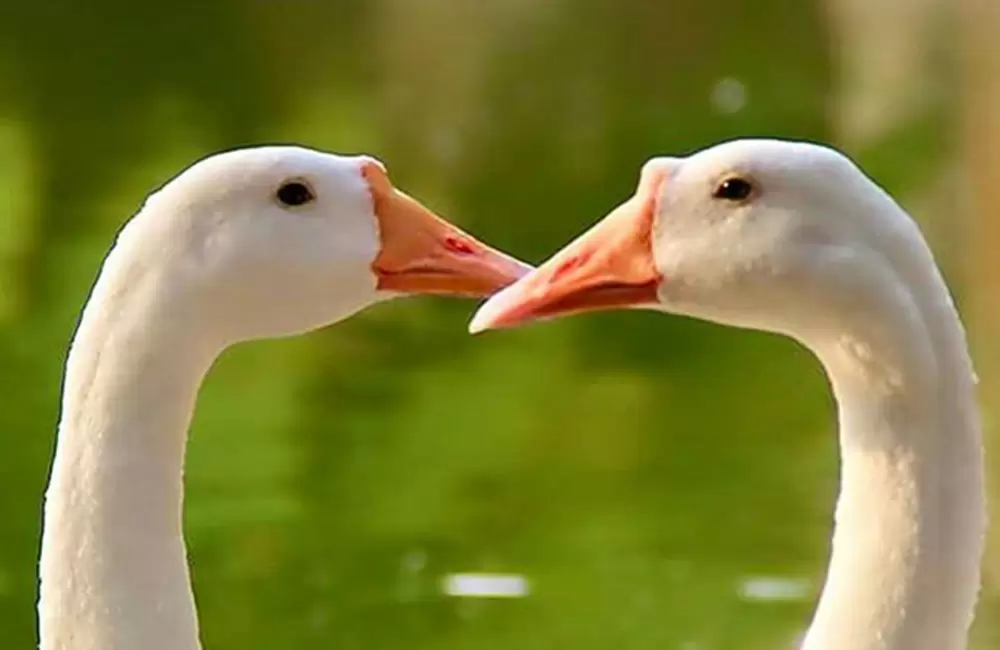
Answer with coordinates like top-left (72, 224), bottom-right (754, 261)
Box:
top-left (468, 166), bottom-right (665, 333)
top-left (364, 161), bottom-right (531, 297)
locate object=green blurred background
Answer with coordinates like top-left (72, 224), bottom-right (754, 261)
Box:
top-left (1, 0), bottom-right (997, 648)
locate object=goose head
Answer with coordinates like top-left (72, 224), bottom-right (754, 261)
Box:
top-left (117, 146), bottom-right (529, 344)
top-left (470, 139), bottom-right (920, 345)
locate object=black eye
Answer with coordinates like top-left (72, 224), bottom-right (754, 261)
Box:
top-left (713, 177), bottom-right (754, 202)
top-left (276, 181), bottom-right (315, 207)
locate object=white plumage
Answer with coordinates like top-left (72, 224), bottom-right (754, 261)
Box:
top-left (38, 146), bottom-right (528, 650)
top-left (471, 139), bottom-right (985, 650)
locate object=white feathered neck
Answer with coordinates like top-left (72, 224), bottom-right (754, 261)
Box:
top-left (38, 214), bottom-right (217, 650)
top-left (788, 174), bottom-right (984, 650)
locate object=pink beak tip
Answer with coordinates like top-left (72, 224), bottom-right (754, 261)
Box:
top-left (468, 284), bottom-right (521, 334)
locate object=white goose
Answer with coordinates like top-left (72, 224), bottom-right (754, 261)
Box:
top-left (470, 139), bottom-right (985, 650)
top-left (39, 146), bottom-right (529, 650)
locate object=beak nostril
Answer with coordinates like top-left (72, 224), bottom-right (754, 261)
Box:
top-left (553, 254), bottom-right (588, 280)
top-left (444, 236), bottom-right (476, 255)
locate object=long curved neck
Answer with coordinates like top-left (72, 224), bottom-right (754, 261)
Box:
top-left (38, 241), bottom-right (217, 650)
top-left (802, 257), bottom-right (985, 649)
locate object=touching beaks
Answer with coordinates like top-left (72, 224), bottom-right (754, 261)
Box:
top-left (364, 160), bottom-right (532, 298)
top-left (468, 168), bottom-right (665, 333)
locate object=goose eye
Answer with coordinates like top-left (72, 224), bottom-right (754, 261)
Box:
top-left (276, 181), bottom-right (315, 207)
top-left (713, 177), bottom-right (754, 202)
